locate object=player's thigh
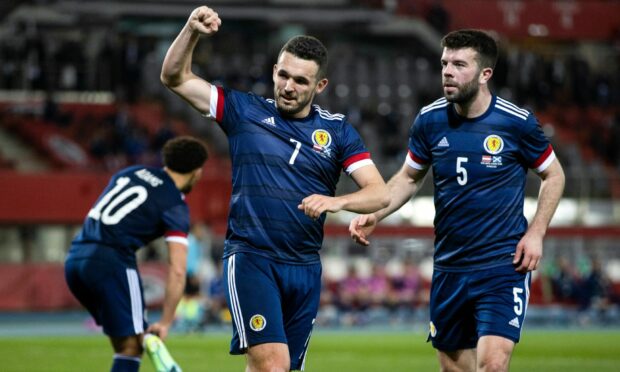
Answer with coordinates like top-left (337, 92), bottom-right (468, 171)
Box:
top-left (436, 348), bottom-right (476, 372)
top-left (476, 335), bottom-right (514, 372)
top-left (224, 253), bottom-right (286, 353)
top-left (429, 270), bottom-right (477, 351)
top-left (246, 342), bottom-right (290, 372)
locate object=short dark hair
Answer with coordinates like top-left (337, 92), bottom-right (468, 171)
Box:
top-left (441, 29), bottom-right (498, 70)
top-left (162, 136), bottom-right (208, 174)
top-left (279, 35), bottom-right (328, 79)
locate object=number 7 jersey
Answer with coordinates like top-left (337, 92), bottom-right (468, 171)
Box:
top-left (407, 96), bottom-right (556, 272)
top-left (71, 166), bottom-right (190, 263)
top-left (208, 86), bottom-right (373, 264)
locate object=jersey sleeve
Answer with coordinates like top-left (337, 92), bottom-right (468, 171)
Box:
top-left (339, 121), bottom-right (373, 175)
top-left (205, 86), bottom-right (252, 134)
top-left (520, 116), bottom-right (556, 173)
top-left (406, 114), bottom-right (431, 170)
top-left (162, 203), bottom-right (190, 246)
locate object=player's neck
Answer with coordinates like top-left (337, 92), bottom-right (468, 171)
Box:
top-left (163, 167), bottom-right (190, 191)
top-left (454, 90), bottom-right (492, 119)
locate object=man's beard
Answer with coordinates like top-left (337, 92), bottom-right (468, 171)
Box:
top-left (275, 90), bottom-right (313, 117)
top-left (444, 77), bottom-right (479, 105)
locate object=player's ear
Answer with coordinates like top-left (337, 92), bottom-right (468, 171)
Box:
top-left (315, 78), bottom-right (328, 94)
top-left (479, 67), bottom-right (493, 85)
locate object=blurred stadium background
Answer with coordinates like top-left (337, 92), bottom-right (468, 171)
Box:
top-left (0, 0), bottom-right (619, 369)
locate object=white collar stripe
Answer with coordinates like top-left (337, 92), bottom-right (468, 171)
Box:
top-left (495, 104), bottom-right (528, 120)
top-left (497, 97), bottom-right (529, 116)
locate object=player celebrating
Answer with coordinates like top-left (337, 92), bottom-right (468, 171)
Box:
top-left (161, 6), bottom-right (388, 372)
top-left (350, 30), bottom-right (565, 371)
top-left (65, 136), bottom-right (208, 372)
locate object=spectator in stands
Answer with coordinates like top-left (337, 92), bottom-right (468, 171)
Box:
top-left (391, 259), bottom-right (423, 316)
top-left (550, 257), bottom-right (581, 304)
top-left (350, 29), bottom-right (565, 371)
top-left (578, 257), bottom-right (613, 315)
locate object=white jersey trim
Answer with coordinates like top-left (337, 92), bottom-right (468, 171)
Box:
top-left (165, 236), bottom-right (188, 246)
top-left (203, 84), bottom-right (219, 118)
top-left (345, 159), bottom-right (374, 175)
top-left (406, 152), bottom-right (428, 170)
top-left (126, 268), bottom-right (144, 334)
top-left (420, 98), bottom-right (448, 115)
top-left (497, 97), bottom-right (529, 116)
top-left (495, 100), bottom-right (528, 120)
top-left (534, 150), bottom-right (556, 173)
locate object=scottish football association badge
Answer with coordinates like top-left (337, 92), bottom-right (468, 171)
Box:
top-left (483, 134), bottom-right (504, 155)
top-left (249, 314), bottom-right (267, 332)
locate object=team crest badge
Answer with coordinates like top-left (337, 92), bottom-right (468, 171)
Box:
top-left (311, 129), bottom-right (333, 158)
top-left (483, 134), bottom-right (504, 154)
top-left (249, 314), bottom-right (267, 332)
top-left (312, 129), bottom-right (332, 148)
top-left (429, 321), bottom-right (437, 338)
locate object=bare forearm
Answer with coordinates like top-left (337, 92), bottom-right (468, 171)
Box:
top-left (337, 182), bottom-right (389, 214)
top-left (160, 268), bottom-right (186, 326)
top-left (373, 170), bottom-right (420, 221)
top-left (161, 25), bottom-right (201, 87)
top-left (529, 165), bottom-right (565, 236)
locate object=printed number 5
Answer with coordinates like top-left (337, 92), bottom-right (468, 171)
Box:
top-left (456, 157), bottom-right (468, 185)
top-left (289, 138), bottom-right (301, 164)
top-left (513, 287), bottom-right (524, 316)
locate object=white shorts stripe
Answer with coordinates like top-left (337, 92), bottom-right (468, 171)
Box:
top-left (125, 269), bottom-right (144, 334)
top-left (520, 272), bottom-right (531, 338)
top-left (227, 255), bottom-right (247, 349)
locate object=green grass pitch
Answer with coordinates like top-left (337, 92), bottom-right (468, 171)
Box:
top-left (0, 330), bottom-right (618, 371)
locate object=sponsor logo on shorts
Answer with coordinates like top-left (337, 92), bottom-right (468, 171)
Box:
top-left (429, 321), bottom-right (437, 337)
top-left (249, 314), bottom-right (267, 332)
top-left (509, 317), bottom-right (520, 328)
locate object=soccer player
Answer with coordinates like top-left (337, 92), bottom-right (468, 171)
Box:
top-left (64, 136), bottom-right (208, 372)
top-left (161, 6), bottom-right (389, 372)
top-left (349, 29), bottom-right (565, 371)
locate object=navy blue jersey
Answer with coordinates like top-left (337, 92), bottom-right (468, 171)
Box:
top-left (407, 96), bottom-right (556, 271)
top-left (70, 165), bottom-right (190, 264)
top-left (207, 86), bottom-right (373, 264)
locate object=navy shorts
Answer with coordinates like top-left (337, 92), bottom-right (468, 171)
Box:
top-left (223, 252), bottom-right (321, 371)
top-left (428, 264), bottom-right (531, 351)
top-left (64, 245), bottom-right (147, 337)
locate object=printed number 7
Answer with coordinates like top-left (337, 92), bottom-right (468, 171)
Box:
top-left (289, 138), bottom-right (301, 165)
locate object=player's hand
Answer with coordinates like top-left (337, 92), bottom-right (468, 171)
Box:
top-left (349, 214), bottom-right (378, 246)
top-left (513, 230), bottom-right (543, 273)
top-left (187, 6), bottom-right (221, 36)
top-left (298, 194), bottom-right (344, 220)
top-left (146, 322), bottom-right (170, 341)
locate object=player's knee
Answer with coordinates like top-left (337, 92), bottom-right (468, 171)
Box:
top-left (247, 348), bottom-right (290, 372)
top-left (110, 335), bottom-right (144, 357)
top-left (477, 354), bottom-right (510, 372)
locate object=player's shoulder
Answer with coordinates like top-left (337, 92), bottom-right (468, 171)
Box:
top-left (419, 97), bottom-right (449, 117)
top-left (493, 96), bottom-right (532, 122)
